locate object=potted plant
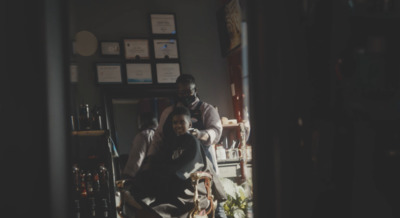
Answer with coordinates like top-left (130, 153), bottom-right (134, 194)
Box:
top-left (220, 177), bottom-right (253, 218)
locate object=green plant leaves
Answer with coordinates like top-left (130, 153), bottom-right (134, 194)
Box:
top-left (220, 177), bottom-right (251, 218)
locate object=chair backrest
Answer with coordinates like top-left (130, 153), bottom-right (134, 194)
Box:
top-left (189, 141), bottom-right (217, 218)
top-left (189, 171), bottom-right (215, 218)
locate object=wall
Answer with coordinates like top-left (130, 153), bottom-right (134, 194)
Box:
top-left (68, 0), bottom-right (234, 119)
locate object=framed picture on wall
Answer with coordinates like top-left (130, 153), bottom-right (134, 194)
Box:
top-left (123, 39), bottom-right (150, 60)
top-left (156, 63), bottom-right (181, 83)
top-left (100, 41), bottom-right (121, 55)
top-left (217, 0), bottom-right (242, 56)
top-left (96, 63), bottom-right (123, 84)
top-left (70, 64), bottom-right (78, 83)
top-left (150, 13), bottom-right (177, 35)
top-left (153, 39), bottom-right (179, 59)
top-left (126, 63), bottom-right (153, 84)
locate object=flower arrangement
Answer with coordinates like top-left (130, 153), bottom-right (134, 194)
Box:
top-left (220, 177), bottom-right (253, 218)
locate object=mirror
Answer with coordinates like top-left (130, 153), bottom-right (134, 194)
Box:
top-left (101, 86), bottom-right (176, 155)
top-left (109, 96), bottom-right (173, 155)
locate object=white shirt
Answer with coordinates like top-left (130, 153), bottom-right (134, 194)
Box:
top-left (122, 128), bottom-right (155, 178)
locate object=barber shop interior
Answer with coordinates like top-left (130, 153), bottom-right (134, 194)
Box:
top-left (5, 0), bottom-right (400, 217)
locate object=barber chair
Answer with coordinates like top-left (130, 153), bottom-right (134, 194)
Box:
top-left (115, 145), bottom-right (219, 218)
top-left (115, 170), bottom-right (217, 218)
top-left (188, 171), bottom-right (217, 218)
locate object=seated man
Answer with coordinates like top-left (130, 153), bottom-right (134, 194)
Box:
top-left (126, 106), bottom-right (226, 218)
top-left (122, 112), bottom-right (158, 178)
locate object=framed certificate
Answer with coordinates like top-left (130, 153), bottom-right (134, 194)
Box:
top-left (96, 63), bottom-right (123, 84)
top-left (153, 39), bottom-right (179, 59)
top-left (100, 41), bottom-right (121, 55)
top-left (156, 63), bottom-right (180, 83)
top-left (70, 64), bottom-right (78, 83)
top-left (123, 39), bottom-right (150, 60)
top-left (150, 13), bottom-right (177, 35)
top-left (126, 63), bottom-right (153, 84)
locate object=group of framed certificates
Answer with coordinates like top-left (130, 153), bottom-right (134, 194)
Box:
top-left (99, 38), bottom-right (179, 60)
top-left (95, 13), bottom-right (181, 84)
top-left (95, 62), bottom-right (181, 84)
top-left (118, 38), bottom-right (179, 60)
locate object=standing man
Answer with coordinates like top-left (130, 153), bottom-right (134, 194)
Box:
top-left (146, 74), bottom-right (227, 218)
top-left (147, 74), bottom-right (222, 171)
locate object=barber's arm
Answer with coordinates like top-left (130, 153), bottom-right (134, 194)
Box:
top-left (191, 104), bottom-right (222, 146)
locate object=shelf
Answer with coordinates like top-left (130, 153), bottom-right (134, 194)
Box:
top-left (218, 159), bottom-right (252, 180)
top-left (222, 123), bottom-right (239, 128)
top-left (71, 130), bottom-right (106, 136)
top-left (218, 159), bottom-right (240, 164)
top-left (218, 159), bottom-right (252, 165)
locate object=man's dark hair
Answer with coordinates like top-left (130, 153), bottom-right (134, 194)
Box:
top-left (170, 106), bottom-right (191, 119)
top-left (176, 74), bottom-right (196, 85)
top-left (139, 112), bottom-right (158, 131)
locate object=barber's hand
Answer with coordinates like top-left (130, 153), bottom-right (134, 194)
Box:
top-left (189, 128), bottom-right (199, 136)
top-left (190, 128), bottom-right (209, 142)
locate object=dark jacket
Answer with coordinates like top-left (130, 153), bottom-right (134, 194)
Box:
top-left (129, 133), bottom-right (226, 218)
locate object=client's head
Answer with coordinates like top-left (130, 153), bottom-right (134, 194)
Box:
top-left (171, 106), bottom-right (192, 136)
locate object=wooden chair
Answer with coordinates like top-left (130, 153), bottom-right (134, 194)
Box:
top-left (116, 140), bottom-right (217, 217)
top-left (188, 171), bottom-right (217, 218)
top-left (115, 170), bottom-right (216, 218)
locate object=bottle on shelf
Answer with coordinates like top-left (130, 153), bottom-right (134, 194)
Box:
top-left (99, 163), bottom-right (110, 198)
top-left (91, 105), bottom-right (104, 130)
top-left (72, 164), bottom-right (80, 199)
top-left (100, 198), bottom-right (109, 218)
top-left (88, 197), bottom-right (96, 217)
top-left (80, 170), bottom-right (87, 199)
top-left (215, 144), bottom-right (226, 161)
top-left (73, 199), bottom-right (81, 218)
top-left (86, 171), bottom-right (94, 198)
top-left (93, 171), bottom-right (101, 197)
top-left (79, 104), bottom-right (91, 130)
top-left (70, 115), bottom-right (77, 131)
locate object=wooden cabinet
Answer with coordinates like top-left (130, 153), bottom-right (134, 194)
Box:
top-left (70, 130), bottom-right (120, 218)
